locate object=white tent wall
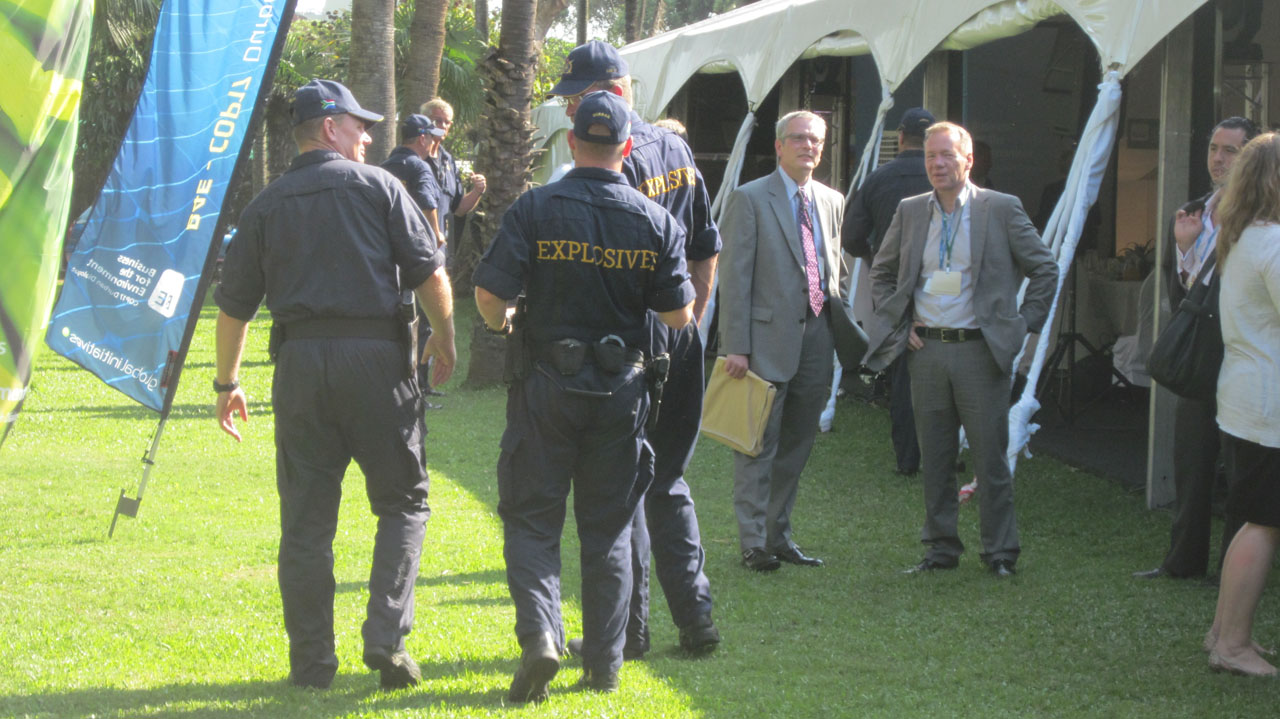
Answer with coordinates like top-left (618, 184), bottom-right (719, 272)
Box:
top-left (528, 0), bottom-right (1216, 483)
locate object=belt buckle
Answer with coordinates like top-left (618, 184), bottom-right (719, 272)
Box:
top-left (940, 328), bottom-right (959, 343)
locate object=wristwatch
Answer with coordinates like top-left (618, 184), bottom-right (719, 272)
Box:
top-left (213, 378), bottom-right (239, 393)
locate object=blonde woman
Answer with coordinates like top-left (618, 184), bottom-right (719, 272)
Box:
top-left (1204, 132), bottom-right (1280, 677)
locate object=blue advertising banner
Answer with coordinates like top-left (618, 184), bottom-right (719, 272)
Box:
top-left (46, 0), bottom-right (290, 412)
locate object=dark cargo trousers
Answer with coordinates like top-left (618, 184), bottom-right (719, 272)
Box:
top-left (497, 365), bottom-right (652, 677)
top-left (272, 338), bottom-right (430, 687)
top-left (628, 323), bottom-right (714, 648)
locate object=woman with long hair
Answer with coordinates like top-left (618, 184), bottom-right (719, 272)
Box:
top-left (1204, 132), bottom-right (1280, 677)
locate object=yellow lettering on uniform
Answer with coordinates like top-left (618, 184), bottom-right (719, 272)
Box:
top-left (639, 250), bottom-right (657, 270)
top-left (602, 248), bottom-right (617, 269)
top-left (537, 241), bottom-right (551, 260)
top-left (551, 240), bottom-right (569, 260)
top-left (666, 169), bottom-right (683, 191)
top-left (592, 245), bottom-right (605, 265)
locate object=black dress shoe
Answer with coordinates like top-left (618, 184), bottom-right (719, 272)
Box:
top-left (773, 545), bottom-right (824, 567)
top-left (903, 557), bottom-right (958, 574)
top-left (426, 387), bottom-right (446, 397)
top-left (741, 548), bottom-right (781, 572)
top-left (679, 615), bottom-right (721, 656)
top-left (1132, 567), bottom-right (1166, 580)
top-left (991, 559), bottom-right (1017, 578)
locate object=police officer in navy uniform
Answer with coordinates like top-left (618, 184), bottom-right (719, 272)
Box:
top-left (214, 78), bottom-right (456, 691)
top-left (842, 107), bottom-right (935, 476)
top-left (381, 113), bottom-right (449, 407)
top-left (474, 91), bottom-right (694, 702)
top-left (548, 39), bottom-right (722, 659)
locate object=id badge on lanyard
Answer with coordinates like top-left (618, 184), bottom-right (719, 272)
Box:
top-left (925, 206), bottom-right (963, 296)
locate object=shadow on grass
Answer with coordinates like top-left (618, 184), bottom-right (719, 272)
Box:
top-left (19, 400), bottom-right (272, 420)
top-left (335, 568), bottom-right (508, 595)
top-left (0, 655), bottom-right (528, 719)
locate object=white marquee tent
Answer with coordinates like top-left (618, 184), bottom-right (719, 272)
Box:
top-left (532, 0), bottom-right (1211, 478)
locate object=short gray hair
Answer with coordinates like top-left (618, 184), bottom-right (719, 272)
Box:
top-left (924, 121), bottom-right (973, 156)
top-left (775, 110), bottom-right (826, 141)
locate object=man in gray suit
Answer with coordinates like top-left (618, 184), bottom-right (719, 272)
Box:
top-left (719, 110), bottom-right (846, 572)
top-left (865, 121), bottom-right (1057, 577)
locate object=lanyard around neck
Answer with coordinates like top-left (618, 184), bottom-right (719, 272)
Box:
top-left (938, 202), bottom-right (963, 272)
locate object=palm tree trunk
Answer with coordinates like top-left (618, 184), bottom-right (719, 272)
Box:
top-left (475, 0), bottom-right (488, 40)
top-left (624, 0), bottom-right (638, 43)
top-left (349, 0), bottom-right (397, 162)
top-left (407, 0), bottom-right (449, 109)
top-left (463, 0), bottom-right (540, 386)
top-left (576, 0), bottom-right (587, 45)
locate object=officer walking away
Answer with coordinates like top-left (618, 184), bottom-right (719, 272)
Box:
top-left (214, 78), bottom-right (456, 691)
top-left (474, 91), bottom-right (694, 702)
top-left (842, 107), bottom-right (935, 477)
top-left (382, 113), bottom-right (449, 408)
top-left (548, 38), bottom-right (722, 660)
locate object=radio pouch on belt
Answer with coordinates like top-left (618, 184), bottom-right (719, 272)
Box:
top-left (503, 295), bottom-right (529, 383)
top-left (398, 297), bottom-right (418, 380)
top-left (268, 320), bottom-right (284, 362)
top-left (646, 352), bottom-right (671, 432)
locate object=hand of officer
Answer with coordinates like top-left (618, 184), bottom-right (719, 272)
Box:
top-left (424, 333), bottom-right (456, 387)
top-left (724, 353), bottom-right (750, 380)
top-left (471, 174), bottom-right (486, 194)
top-left (217, 387), bottom-right (249, 442)
top-left (907, 321), bottom-right (925, 351)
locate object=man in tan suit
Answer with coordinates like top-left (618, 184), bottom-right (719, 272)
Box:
top-left (865, 122), bottom-right (1057, 577)
top-left (719, 110), bottom-right (846, 572)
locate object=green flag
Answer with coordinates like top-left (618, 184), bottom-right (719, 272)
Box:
top-left (0, 0), bottom-right (92, 444)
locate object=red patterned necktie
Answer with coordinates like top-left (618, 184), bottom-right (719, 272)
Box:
top-left (798, 191), bottom-right (824, 316)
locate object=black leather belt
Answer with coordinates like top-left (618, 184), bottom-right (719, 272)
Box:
top-left (919, 327), bottom-right (983, 343)
top-left (284, 317), bottom-right (401, 341)
top-left (531, 338), bottom-right (645, 375)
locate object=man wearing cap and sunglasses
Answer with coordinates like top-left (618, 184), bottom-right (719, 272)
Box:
top-left (382, 113), bottom-right (450, 408)
top-left (474, 91), bottom-right (694, 701)
top-left (214, 78), bottom-right (456, 691)
top-left (547, 38), bottom-right (723, 662)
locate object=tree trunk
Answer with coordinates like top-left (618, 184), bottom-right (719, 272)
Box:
top-left (464, 0), bottom-right (540, 386)
top-left (407, 0), bottom-right (449, 110)
top-left (576, 0), bottom-right (587, 44)
top-left (649, 0), bottom-right (664, 37)
top-left (533, 0), bottom-right (570, 47)
top-left (624, 0), bottom-right (638, 43)
top-left (265, 93), bottom-right (295, 184)
top-left (475, 0), bottom-right (488, 40)
top-left (348, 0), bottom-right (397, 163)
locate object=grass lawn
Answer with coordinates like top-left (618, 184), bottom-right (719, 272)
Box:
top-left (1, 301), bottom-right (1278, 718)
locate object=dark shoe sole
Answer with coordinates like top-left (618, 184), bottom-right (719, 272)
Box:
top-left (508, 655), bottom-right (559, 704)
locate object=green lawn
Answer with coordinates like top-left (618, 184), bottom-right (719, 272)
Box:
top-left (1, 303), bottom-right (1277, 718)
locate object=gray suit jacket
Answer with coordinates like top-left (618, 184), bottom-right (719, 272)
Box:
top-left (864, 187), bottom-right (1058, 375)
top-left (718, 169), bottom-right (846, 383)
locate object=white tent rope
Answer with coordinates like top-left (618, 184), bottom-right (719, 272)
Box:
top-left (1005, 71), bottom-right (1123, 471)
top-left (700, 111), bottom-right (759, 343)
top-left (821, 87), bottom-right (893, 432)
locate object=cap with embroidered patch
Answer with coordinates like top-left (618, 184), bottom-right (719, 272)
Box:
top-left (548, 40), bottom-right (629, 98)
top-left (573, 91), bottom-right (632, 145)
top-left (402, 113), bottom-right (446, 138)
top-left (291, 78), bottom-right (384, 127)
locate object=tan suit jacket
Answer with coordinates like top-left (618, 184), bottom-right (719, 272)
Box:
top-left (718, 169), bottom-right (846, 383)
top-left (863, 187), bottom-right (1058, 375)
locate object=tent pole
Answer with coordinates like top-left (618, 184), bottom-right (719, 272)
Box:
top-left (108, 415), bottom-right (167, 537)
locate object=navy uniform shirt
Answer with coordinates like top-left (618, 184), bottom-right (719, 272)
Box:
top-left (381, 145), bottom-right (441, 215)
top-left (842, 149), bottom-right (931, 262)
top-left (621, 113), bottom-right (720, 262)
top-left (474, 166), bottom-right (694, 350)
top-left (215, 149), bottom-right (444, 323)
top-left (425, 145), bottom-right (463, 237)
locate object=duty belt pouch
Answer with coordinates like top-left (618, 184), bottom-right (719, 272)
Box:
top-left (503, 295), bottom-right (529, 383)
top-left (593, 342), bottom-right (626, 374)
top-left (549, 338), bottom-right (588, 375)
top-left (646, 352), bottom-right (671, 432)
top-left (398, 300), bottom-right (418, 381)
top-left (268, 320), bottom-right (284, 362)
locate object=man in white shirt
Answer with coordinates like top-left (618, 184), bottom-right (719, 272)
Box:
top-left (1134, 116), bottom-right (1258, 581)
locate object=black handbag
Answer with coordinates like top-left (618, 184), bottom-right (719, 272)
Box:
top-left (1147, 253), bottom-right (1223, 400)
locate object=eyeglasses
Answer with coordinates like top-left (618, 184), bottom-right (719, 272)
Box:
top-left (559, 92), bottom-right (587, 108)
top-left (430, 115), bottom-right (453, 126)
top-left (785, 133), bottom-right (824, 146)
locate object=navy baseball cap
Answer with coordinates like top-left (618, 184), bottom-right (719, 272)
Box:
top-left (898, 107), bottom-right (936, 138)
top-left (291, 78), bottom-right (384, 126)
top-left (402, 113), bottom-right (446, 138)
top-left (573, 91), bottom-right (632, 144)
top-left (548, 40), bottom-right (629, 97)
